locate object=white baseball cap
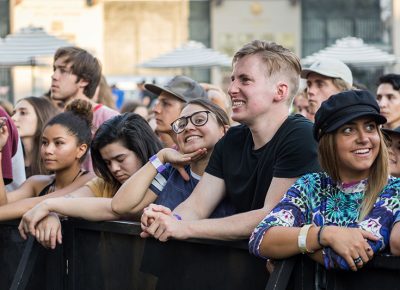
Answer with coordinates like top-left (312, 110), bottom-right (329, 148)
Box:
top-left (301, 58), bottom-right (353, 86)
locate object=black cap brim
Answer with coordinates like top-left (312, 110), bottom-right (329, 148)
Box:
top-left (314, 109), bottom-right (387, 141)
top-left (325, 112), bottom-right (387, 134)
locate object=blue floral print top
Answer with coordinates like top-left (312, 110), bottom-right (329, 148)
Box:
top-left (249, 172), bottom-right (400, 270)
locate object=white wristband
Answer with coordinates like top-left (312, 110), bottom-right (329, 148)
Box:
top-left (298, 224), bottom-right (314, 254)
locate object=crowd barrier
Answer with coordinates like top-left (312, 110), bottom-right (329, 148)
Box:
top-left (0, 219), bottom-right (399, 290)
top-left (0, 219), bottom-right (267, 290)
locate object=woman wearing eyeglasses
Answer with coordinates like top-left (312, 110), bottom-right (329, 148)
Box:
top-left (112, 98), bottom-right (235, 218)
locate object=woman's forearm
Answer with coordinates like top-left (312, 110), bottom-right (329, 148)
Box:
top-left (260, 226), bottom-right (321, 259)
top-left (0, 197), bottom-right (42, 220)
top-left (112, 162), bottom-right (157, 214)
top-left (45, 197), bottom-right (119, 221)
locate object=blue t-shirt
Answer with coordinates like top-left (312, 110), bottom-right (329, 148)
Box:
top-left (249, 172), bottom-right (400, 270)
top-left (150, 164), bottom-right (235, 218)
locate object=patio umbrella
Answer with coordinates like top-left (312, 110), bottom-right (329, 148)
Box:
top-left (138, 41), bottom-right (232, 68)
top-left (301, 37), bottom-right (398, 67)
top-left (0, 26), bottom-right (72, 67)
top-left (0, 26), bottom-right (72, 97)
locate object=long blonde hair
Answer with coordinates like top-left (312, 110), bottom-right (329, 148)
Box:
top-left (318, 127), bottom-right (388, 220)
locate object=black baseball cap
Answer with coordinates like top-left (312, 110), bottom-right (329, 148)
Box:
top-left (145, 75), bottom-right (207, 102)
top-left (313, 90), bottom-right (387, 141)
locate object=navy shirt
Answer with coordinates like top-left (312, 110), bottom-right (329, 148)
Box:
top-left (150, 164), bottom-right (235, 218)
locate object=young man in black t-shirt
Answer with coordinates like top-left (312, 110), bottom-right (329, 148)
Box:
top-left (140, 40), bottom-right (320, 241)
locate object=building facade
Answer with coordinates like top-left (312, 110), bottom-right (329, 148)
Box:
top-left (0, 0), bottom-right (399, 101)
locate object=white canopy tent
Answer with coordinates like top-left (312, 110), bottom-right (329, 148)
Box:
top-left (0, 27), bottom-right (73, 98)
top-left (301, 37), bottom-right (398, 67)
top-left (139, 41), bottom-right (231, 69)
top-left (0, 26), bottom-right (72, 67)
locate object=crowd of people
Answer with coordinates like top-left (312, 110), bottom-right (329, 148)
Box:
top-left (0, 40), bottom-right (399, 279)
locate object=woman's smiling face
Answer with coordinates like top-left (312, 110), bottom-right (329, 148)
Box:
top-left (175, 104), bottom-right (225, 154)
top-left (335, 117), bottom-right (380, 182)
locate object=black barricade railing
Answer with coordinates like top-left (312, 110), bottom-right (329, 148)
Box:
top-left (1, 219), bottom-right (400, 290)
top-left (0, 219), bottom-right (268, 290)
top-left (265, 249), bottom-right (400, 290)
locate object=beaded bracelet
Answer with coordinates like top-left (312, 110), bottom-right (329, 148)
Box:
top-left (317, 225), bottom-right (327, 247)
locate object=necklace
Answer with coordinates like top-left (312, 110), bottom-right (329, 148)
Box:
top-left (338, 178), bottom-right (368, 194)
top-left (48, 169), bottom-right (83, 194)
top-left (71, 169), bottom-right (83, 183)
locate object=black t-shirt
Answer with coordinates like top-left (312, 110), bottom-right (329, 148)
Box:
top-left (206, 114), bottom-right (321, 213)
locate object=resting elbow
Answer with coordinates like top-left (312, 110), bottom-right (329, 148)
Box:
top-left (249, 230), bottom-right (275, 259)
top-left (391, 246), bottom-right (400, 256)
top-left (256, 229), bottom-right (293, 259)
top-left (390, 238), bottom-right (400, 256)
top-left (110, 200), bottom-right (126, 216)
top-left (390, 223), bottom-right (400, 256)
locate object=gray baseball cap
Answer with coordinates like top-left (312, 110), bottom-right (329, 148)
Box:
top-left (301, 58), bottom-right (353, 86)
top-left (145, 75), bottom-right (207, 102)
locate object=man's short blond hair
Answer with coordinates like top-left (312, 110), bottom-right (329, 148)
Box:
top-left (332, 78), bottom-right (352, 92)
top-left (233, 40), bottom-right (301, 104)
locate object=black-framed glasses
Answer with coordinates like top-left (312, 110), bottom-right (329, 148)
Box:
top-left (171, 110), bottom-right (211, 134)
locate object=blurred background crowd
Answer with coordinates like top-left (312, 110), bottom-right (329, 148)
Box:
top-left (0, 0), bottom-right (399, 108)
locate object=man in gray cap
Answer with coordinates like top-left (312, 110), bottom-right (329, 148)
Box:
top-left (145, 76), bottom-right (207, 148)
top-left (301, 58), bottom-right (353, 117)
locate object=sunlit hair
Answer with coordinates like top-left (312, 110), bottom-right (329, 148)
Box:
top-left (183, 98), bottom-right (230, 132)
top-left (45, 99), bottom-right (93, 163)
top-left (120, 100), bottom-right (147, 114)
top-left (18, 96), bottom-right (58, 176)
top-left (332, 78), bottom-right (352, 91)
top-left (0, 99), bottom-right (13, 116)
top-left (54, 46), bottom-right (101, 98)
top-left (318, 123), bottom-right (388, 220)
top-left (200, 83), bottom-right (231, 115)
top-left (233, 40), bottom-right (301, 105)
top-left (91, 113), bottom-right (163, 192)
top-left (96, 75), bottom-right (115, 108)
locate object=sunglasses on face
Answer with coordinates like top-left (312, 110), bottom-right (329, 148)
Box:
top-left (171, 110), bottom-right (211, 134)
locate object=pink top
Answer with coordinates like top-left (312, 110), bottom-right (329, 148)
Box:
top-left (82, 104), bottom-right (120, 172)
